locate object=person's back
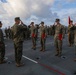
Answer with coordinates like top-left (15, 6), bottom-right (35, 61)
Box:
top-left (11, 24), bottom-right (25, 43)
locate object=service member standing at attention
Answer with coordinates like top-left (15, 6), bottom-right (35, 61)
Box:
top-left (30, 22), bottom-right (37, 50)
top-left (11, 17), bottom-right (26, 67)
top-left (68, 20), bottom-right (74, 47)
top-left (54, 19), bottom-right (65, 57)
top-left (40, 22), bottom-right (47, 52)
top-left (73, 24), bottom-right (76, 61)
top-left (0, 21), bottom-right (6, 64)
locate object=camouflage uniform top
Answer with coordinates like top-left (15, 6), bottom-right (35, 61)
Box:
top-left (0, 28), bottom-right (4, 42)
top-left (30, 26), bottom-right (37, 37)
top-left (54, 24), bottom-right (64, 39)
top-left (68, 25), bottom-right (74, 34)
top-left (11, 24), bottom-right (26, 43)
top-left (73, 26), bottom-right (76, 45)
top-left (39, 26), bottom-right (47, 37)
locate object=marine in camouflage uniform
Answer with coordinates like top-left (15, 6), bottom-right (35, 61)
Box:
top-left (40, 22), bottom-right (47, 52)
top-left (0, 21), bottom-right (6, 64)
top-left (30, 22), bottom-right (37, 50)
top-left (73, 24), bottom-right (76, 61)
top-left (54, 19), bottom-right (65, 57)
top-left (11, 17), bottom-right (26, 67)
top-left (68, 20), bottom-right (74, 47)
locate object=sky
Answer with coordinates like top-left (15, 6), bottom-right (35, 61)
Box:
top-left (0, 0), bottom-right (76, 28)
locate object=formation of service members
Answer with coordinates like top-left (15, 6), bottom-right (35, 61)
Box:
top-left (1, 17), bottom-right (76, 67)
top-left (4, 26), bottom-right (12, 39)
top-left (30, 21), bottom-right (47, 51)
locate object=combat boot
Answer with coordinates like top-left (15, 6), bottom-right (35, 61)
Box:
top-left (69, 44), bottom-right (71, 47)
top-left (58, 52), bottom-right (62, 57)
top-left (16, 63), bottom-right (24, 67)
top-left (55, 53), bottom-right (59, 56)
top-left (58, 54), bottom-right (62, 57)
top-left (55, 49), bottom-right (59, 56)
top-left (33, 46), bottom-right (36, 50)
top-left (40, 48), bottom-right (43, 51)
top-left (42, 49), bottom-right (45, 52)
top-left (31, 46), bottom-right (34, 49)
top-left (58, 51), bottom-right (62, 57)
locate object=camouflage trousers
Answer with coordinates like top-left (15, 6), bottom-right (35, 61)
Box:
top-left (68, 33), bottom-right (74, 46)
top-left (40, 38), bottom-right (46, 50)
top-left (14, 41), bottom-right (23, 64)
top-left (0, 42), bottom-right (5, 62)
top-left (54, 38), bottom-right (62, 55)
top-left (32, 37), bottom-right (36, 48)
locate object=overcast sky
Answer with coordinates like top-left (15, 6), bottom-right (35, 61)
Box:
top-left (0, 0), bottom-right (76, 28)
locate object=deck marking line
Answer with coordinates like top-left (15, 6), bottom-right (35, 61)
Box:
top-left (22, 55), bottom-right (65, 75)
